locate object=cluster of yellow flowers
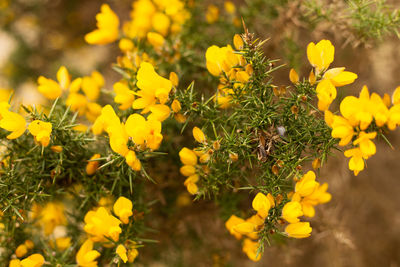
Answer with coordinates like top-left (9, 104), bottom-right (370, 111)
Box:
top-left (205, 34), bottom-right (253, 108)
top-left (178, 127), bottom-right (221, 195)
top-left (291, 39), bottom-right (358, 111)
top-left (80, 196), bottom-right (139, 265)
top-left (225, 171), bottom-right (331, 261)
top-left (10, 197), bottom-right (139, 266)
top-left (0, 102), bottom-right (52, 147)
top-left (38, 65), bottom-right (104, 123)
top-left (85, 0), bottom-right (189, 48)
top-left (80, 196), bottom-right (138, 265)
top-left (325, 86), bottom-right (400, 175)
top-left (205, 1), bottom-right (240, 26)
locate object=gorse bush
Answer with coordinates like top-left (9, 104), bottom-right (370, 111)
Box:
top-left (0, 0), bottom-right (399, 266)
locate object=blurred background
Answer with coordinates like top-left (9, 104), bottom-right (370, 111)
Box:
top-left (1, 0), bottom-right (399, 266)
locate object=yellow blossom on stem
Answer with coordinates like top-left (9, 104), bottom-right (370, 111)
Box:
top-left (113, 196), bottom-right (133, 224)
top-left (295, 171), bottom-right (318, 197)
top-left (242, 238), bottom-right (261, 262)
top-left (38, 202), bottom-right (67, 235)
top-left (116, 244), bottom-right (128, 263)
top-left (85, 4), bottom-right (120, 45)
top-left (147, 31), bottom-right (165, 49)
top-left (252, 192), bottom-right (271, 218)
top-left (285, 222), bottom-right (312, 239)
top-left (76, 240), bottom-right (100, 267)
top-left (307, 39), bottom-right (334, 73)
top-left (179, 147), bottom-right (198, 166)
top-left (330, 115), bottom-right (354, 146)
top-left (84, 207), bottom-right (122, 242)
top-left (37, 76), bottom-right (62, 100)
top-left (113, 82), bottom-right (135, 110)
top-left (344, 147), bottom-right (365, 176)
top-left (353, 131), bottom-right (377, 158)
top-left (289, 68), bottom-right (299, 84)
top-left (225, 215), bottom-right (245, 240)
top-left (15, 244), bottom-right (28, 258)
top-left (282, 201), bottom-right (303, 223)
top-left (192, 127), bottom-right (206, 143)
top-left (323, 67), bottom-right (358, 87)
top-left (184, 174), bottom-right (199, 195)
top-left (316, 79), bottom-right (336, 111)
top-left (86, 154), bottom-right (101, 175)
top-left (28, 120), bottom-right (52, 147)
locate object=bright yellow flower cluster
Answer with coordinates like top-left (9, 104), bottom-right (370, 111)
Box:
top-left (92, 101), bottom-right (165, 171)
top-left (80, 196), bottom-right (138, 266)
top-left (205, 1), bottom-right (240, 26)
top-left (225, 192), bottom-right (275, 261)
top-left (300, 39), bottom-right (358, 111)
top-left (325, 86), bottom-right (400, 175)
top-left (178, 127), bottom-right (215, 195)
top-left (123, 0), bottom-right (190, 40)
top-left (31, 202), bottom-right (67, 236)
top-left (205, 34), bottom-right (253, 108)
top-left (37, 65), bottom-right (104, 122)
top-left (284, 171), bottom-right (331, 237)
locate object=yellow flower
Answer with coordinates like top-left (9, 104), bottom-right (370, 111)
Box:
top-left (233, 34), bottom-right (244, 50)
top-left (85, 4), bottom-right (120, 45)
top-left (353, 131), bottom-right (376, 158)
top-left (192, 127), bottom-right (206, 143)
top-left (66, 93), bottom-right (88, 116)
top-left (184, 174), bottom-right (199, 195)
top-left (86, 154), bottom-right (101, 175)
top-left (0, 110), bottom-right (26, 139)
top-left (224, 1), bottom-right (236, 14)
top-left (9, 259), bottom-right (21, 267)
top-left (225, 215), bottom-right (245, 240)
top-left (388, 104), bottom-right (400, 130)
top-left (307, 40), bottom-right (334, 73)
top-left (15, 244), bottom-right (28, 258)
top-left (125, 150), bottom-right (142, 171)
top-left (205, 45), bottom-right (240, 76)
top-left (28, 120), bottom-right (52, 147)
top-left (92, 105), bottom-right (120, 135)
top-left (180, 165), bottom-right (196, 176)
top-left (289, 68), bottom-right (299, 84)
top-left (171, 99), bottom-right (181, 113)
top-left (133, 62), bottom-right (172, 120)
top-left (84, 207), bottom-right (122, 242)
top-left (330, 115), bottom-right (354, 146)
top-left (37, 76), bottom-right (62, 100)
top-left (344, 147), bottom-right (364, 176)
top-left (76, 240), bottom-right (100, 267)
top-left (233, 222), bottom-right (257, 235)
top-left (113, 196), bottom-right (133, 224)
top-left (392, 86), bottom-right (400, 105)
top-left (147, 31), bottom-right (165, 49)
top-left (55, 237), bottom-right (71, 251)
top-left (119, 38), bottom-right (134, 52)
top-left (20, 254), bottom-right (44, 267)
top-left (316, 79), bottom-right (336, 111)
top-left (113, 82), bottom-right (135, 110)
top-left (323, 67), bottom-right (358, 87)
top-left (301, 183), bottom-right (331, 217)
top-left (179, 147), bottom-right (197, 166)
top-left (206, 5), bottom-right (219, 23)
top-left (38, 202), bottom-right (67, 235)
top-left (125, 113), bottom-right (163, 150)
top-left (282, 201), bottom-right (303, 223)
top-left (128, 245), bottom-right (139, 263)
top-left (169, 72), bottom-right (179, 87)
top-left (242, 238), bottom-right (261, 262)
top-left (295, 171), bottom-right (318, 197)
top-left (285, 222), bottom-right (312, 239)
top-left (57, 66), bottom-right (71, 90)
top-left (116, 244), bottom-right (128, 263)
top-left (252, 192), bottom-right (272, 218)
